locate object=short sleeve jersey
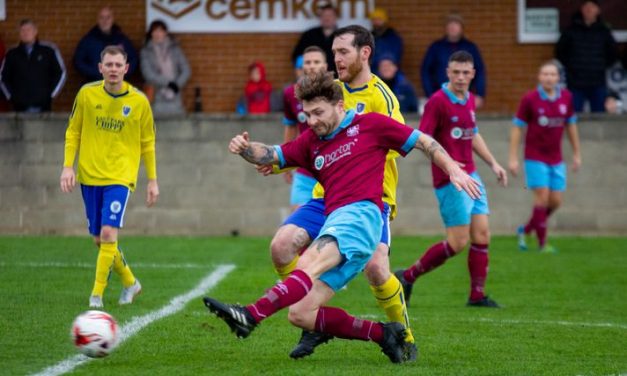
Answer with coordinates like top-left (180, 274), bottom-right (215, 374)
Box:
top-left (420, 83), bottom-right (477, 188)
top-left (513, 86), bottom-right (576, 164)
top-left (276, 110), bottom-right (420, 215)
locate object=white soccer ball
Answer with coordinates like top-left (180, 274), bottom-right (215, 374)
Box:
top-left (71, 310), bottom-right (119, 358)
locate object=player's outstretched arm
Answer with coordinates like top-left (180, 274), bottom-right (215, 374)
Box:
top-left (472, 133), bottom-right (508, 187)
top-left (566, 123), bottom-right (582, 172)
top-left (414, 133), bottom-right (482, 199)
top-left (229, 131), bottom-right (279, 165)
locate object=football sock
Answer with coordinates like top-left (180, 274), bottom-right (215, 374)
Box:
top-left (315, 306), bottom-right (383, 343)
top-left (370, 274), bottom-right (414, 343)
top-left (404, 241), bottom-right (454, 283)
top-left (536, 208), bottom-right (548, 247)
top-left (468, 243), bottom-right (489, 301)
top-left (247, 269), bottom-right (312, 323)
top-left (524, 205), bottom-right (546, 234)
top-left (112, 245), bottom-right (136, 288)
top-left (91, 242), bottom-right (116, 297)
top-left (274, 255), bottom-right (299, 281)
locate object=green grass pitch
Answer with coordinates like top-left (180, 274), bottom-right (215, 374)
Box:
top-left (0, 236), bottom-right (625, 375)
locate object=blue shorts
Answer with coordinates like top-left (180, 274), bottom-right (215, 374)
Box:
top-left (318, 201), bottom-right (383, 292)
top-left (81, 184), bottom-right (131, 236)
top-left (282, 198), bottom-right (391, 246)
top-left (524, 159), bottom-right (567, 191)
top-left (435, 171), bottom-right (490, 228)
top-left (289, 172), bottom-right (317, 206)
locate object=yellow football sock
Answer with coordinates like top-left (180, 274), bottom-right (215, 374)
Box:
top-left (91, 242), bottom-right (116, 297)
top-left (370, 274), bottom-right (415, 343)
top-left (274, 255), bottom-right (299, 281)
top-left (113, 245), bottom-right (136, 288)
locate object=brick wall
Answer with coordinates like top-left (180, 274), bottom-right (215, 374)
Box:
top-left (0, 0), bottom-right (556, 113)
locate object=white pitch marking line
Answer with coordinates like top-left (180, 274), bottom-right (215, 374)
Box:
top-left (31, 264), bottom-right (235, 376)
top-left (470, 317), bottom-right (627, 330)
top-left (0, 261), bottom-right (216, 269)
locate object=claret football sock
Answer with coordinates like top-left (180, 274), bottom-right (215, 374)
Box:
top-left (370, 274), bottom-right (414, 343)
top-left (315, 306), bottom-right (383, 343)
top-left (468, 243), bottom-right (489, 301)
top-left (247, 269), bottom-right (312, 322)
top-left (403, 241), bottom-right (454, 283)
top-left (91, 242), bottom-right (117, 297)
top-left (274, 255), bottom-right (299, 281)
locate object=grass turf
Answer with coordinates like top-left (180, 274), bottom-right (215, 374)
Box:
top-left (0, 236), bottom-right (625, 375)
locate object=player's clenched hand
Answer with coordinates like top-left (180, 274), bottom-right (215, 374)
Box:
top-left (449, 166), bottom-right (482, 199)
top-left (229, 132), bottom-right (250, 154)
top-left (60, 167), bottom-right (76, 193)
top-left (492, 162), bottom-right (508, 187)
top-left (255, 164), bottom-right (274, 176)
top-left (146, 179), bottom-right (159, 207)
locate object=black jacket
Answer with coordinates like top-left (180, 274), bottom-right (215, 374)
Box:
top-left (292, 26), bottom-right (336, 74)
top-left (0, 41), bottom-right (66, 111)
top-left (556, 14), bottom-right (618, 88)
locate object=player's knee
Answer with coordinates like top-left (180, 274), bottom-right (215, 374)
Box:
top-left (472, 229), bottom-right (490, 245)
top-left (364, 256), bottom-right (390, 286)
top-left (99, 227), bottom-right (117, 242)
top-left (449, 236), bottom-right (469, 253)
top-left (270, 233), bottom-right (298, 266)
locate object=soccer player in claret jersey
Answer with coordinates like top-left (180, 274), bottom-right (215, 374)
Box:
top-left (60, 45), bottom-right (159, 308)
top-left (266, 25), bottom-right (417, 360)
top-left (510, 61), bottom-right (581, 253)
top-left (204, 71), bottom-right (481, 363)
top-left (395, 51), bottom-right (508, 308)
top-left (282, 46), bottom-right (327, 211)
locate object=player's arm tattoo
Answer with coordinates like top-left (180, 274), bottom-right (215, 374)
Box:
top-left (311, 235), bottom-right (337, 253)
top-left (240, 142), bottom-right (276, 165)
top-left (416, 135), bottom-right (449, 162)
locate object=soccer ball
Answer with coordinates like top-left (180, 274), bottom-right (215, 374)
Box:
top-left (71, 310), bottom-right (119, 358)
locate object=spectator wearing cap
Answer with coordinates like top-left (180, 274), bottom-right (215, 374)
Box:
top-left (421, 13), bottom-right (486, 108)
top-left (0, 19), bottom-right (66, 112)
top-left (140, 19), bottom-right (191, 115)
top-left (291, 4), bottom-right (337, 74)
top-left (378, 55), bottom-right (418, 113)
top-left (74, 6), bottom-right (138, 82)
top-left (556, 0), bottom-right (618, 112)
top-left (369, 8), bottom-right (404, 77)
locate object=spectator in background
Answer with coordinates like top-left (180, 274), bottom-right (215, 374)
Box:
top-left (369, 8), bottom-right (403, 76)
top-left (74, 6), bottom-right (138, 82)
top-left (140, 20), bottom-right (191, 116)
top-left (292, 3), bottom-right (337, 74)
top-left (556, 0), bottom-right (618, 113)
top-left (421, 14), bottom-right (486, 108)
top-left (0, 19), bottom-right (66, 112)
top-left (242, 61), bottom-right (272, 114)
top-left (378, 56), bottom-right (418, 113)
top-left (605, 58), bottom-right (626, 114)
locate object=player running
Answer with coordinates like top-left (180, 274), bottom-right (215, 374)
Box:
top-left (510, 61), bottom-right (581, 252)
top-left (395, 51), bottom-right (507, 308)
top-left (204, 71), bottom-right (481, 363)
top-left (60, 45), bottom-right (159, 308)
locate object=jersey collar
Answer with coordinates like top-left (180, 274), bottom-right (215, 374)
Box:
top-left (537, 84), bottom-right (561, 102)
top-left (322, 109), bottom-right (356, 140)
top-left (102, 81), bottom-right (130, 98)
top-left (442, 82), bottom-right (469, 105)
top-left (342, 74), bottom-right (377, 93)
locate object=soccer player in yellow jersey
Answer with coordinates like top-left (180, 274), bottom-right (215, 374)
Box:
top-left (60, 45), bottom-right (159, 308)
top-left (266, 25), bottom-right (416, 361)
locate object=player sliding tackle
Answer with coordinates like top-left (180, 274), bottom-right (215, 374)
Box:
top-left (204, 71), bottom-right (481, 363)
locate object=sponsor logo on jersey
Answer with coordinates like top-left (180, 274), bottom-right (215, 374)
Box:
top-left (356, 102), bottom-right (365, 114)
top-left (314, 155), bottom-right (325, 170)
top-left (538, 115), bottom-right (549, 126)
top-left (96, 116), bottom-right (125, 133)
top-left (347, 125), bottom-right (360, 137)
top-left (122, 105), bottom-right (131, 117)
top-left (450, 127), bottom-right (474, 140)
top-left (316, 140), bottom-right (357, 169)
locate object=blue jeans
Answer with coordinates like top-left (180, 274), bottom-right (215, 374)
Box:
top-left (569, 86), bottom-right (607, 113)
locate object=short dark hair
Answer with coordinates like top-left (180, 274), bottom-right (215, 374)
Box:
top-left (303, 45), bottom-right (327, 59)
top-left (448, 50), bottom-right (474, 65)
top-left (332, 25), bottom-right (375, 63)
top-left (19, 18), bottom-right (36, 28)
top-left (295, 71), bottom-right (343, 104)
top-left (146, 19), bottom-right (169, 44)
top-left (100, 45), bottom-right (128, 62)
top-left (318, 3), bottom-right (337, 15)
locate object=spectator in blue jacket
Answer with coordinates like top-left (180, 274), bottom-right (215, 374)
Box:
top-left (369, 8), bottom-right (404, 76)
top-left (421, 14), bottom-right (486, 108)
top-left (378, 55), bottom-right (418, 113)
top-left (73, 6), bottom-right (138, 82)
